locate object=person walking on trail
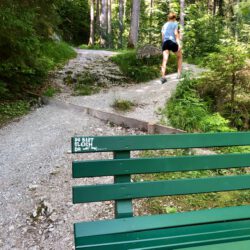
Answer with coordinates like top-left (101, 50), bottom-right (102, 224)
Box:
top-left (161, 12), bottom-right (182, 84)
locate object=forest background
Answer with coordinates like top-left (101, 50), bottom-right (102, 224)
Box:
top-left (0, 0), bottom-right (249, 131)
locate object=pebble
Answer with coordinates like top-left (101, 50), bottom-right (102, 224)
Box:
top-left (0, 49), bottom-right (147, 249)
top-left (28, 184), bottom-right (38, 191)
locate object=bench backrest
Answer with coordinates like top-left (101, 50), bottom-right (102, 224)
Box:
top-left (72, 132), bottom-right (250, 218)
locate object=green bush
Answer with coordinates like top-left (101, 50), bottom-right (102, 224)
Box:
top-left (0, 100), bottom-right (30, 126)
top-left (40, 41), bottom-right (76, 69)
top-left (162, 74), bottom-right (234, 132)
top-left (0, 1), bottom-right (77, 100)
top-left (184, 3), bottom-right (224, 61)
top-left (58, 0), bottom-right (89, 45)
top-left (111, 50), bottom-right (177, 82)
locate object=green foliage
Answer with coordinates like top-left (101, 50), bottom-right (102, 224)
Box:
top-left (199, 113), bottom-right (235, 132)
top-left (112, 99), bottom-right (136, 112)
top-left (111, 50), bottom-right (176, 82)
top-left (43, 86), bottom-right (60, 97)
top-left (163, 74), bottom-right (234, 132)
top-left (58, 0), bottom-right (89, 45)
top-left (40, 41), bottom-right (76, 67)
top-left (200, 42), bottom-right (249, 129)
top-left (184, 3), bottom-right (224, 60)
top-left (0, 1), bottom-right (77, 100)
top-left (0, 100), bottom-right (30, 126)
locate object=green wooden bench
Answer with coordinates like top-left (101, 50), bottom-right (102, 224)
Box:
top-left (71, 132), bottom-right (250, 250)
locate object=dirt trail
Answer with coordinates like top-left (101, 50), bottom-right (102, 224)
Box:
top-left (0, 49), bottom-right (203, 250)
top-left (57, 49), bottom-right (203, 123)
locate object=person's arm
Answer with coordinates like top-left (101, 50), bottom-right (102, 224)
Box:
top-left (174, 28), bottom-right (181, 50)
top-left (161, 24), bottom-right (165, 43)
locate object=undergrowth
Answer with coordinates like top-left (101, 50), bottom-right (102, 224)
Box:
top-left (0, 100), bottom-right (30, 127)
top-left (111, 50), bottom-right (177, 82)
top-left (161, 73), bottom-right (235, 133)
top-left (134, 149), bottom-right (250, 215)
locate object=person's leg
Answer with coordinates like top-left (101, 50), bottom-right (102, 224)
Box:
top-left (161, 50), bottom-right (170, 77)
top-left (175, 49), bottom-right (183, 77)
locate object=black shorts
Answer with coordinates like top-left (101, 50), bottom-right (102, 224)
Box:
top-left (162, 40), bottom-right (178, 52)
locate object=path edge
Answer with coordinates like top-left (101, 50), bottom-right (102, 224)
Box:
top-left (50, 99), bottom-right (185, 134)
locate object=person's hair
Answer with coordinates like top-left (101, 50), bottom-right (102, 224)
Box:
top-left (168, 12), bottom-right (177, 21)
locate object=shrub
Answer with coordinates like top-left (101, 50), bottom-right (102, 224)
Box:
top-left (0, 100), bottom-right (30, 126)
top-left (111, 50), bottom-right (177, 82)
top-left (162, 74), bottom-right (234, 132)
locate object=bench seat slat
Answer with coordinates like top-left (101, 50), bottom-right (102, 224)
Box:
top-left (72, 132), bottom-right (250, 153)
top-left (73, 175), bottom-right (250, 203)
top-left (74, 206), bottom-right (250, 243)
top-left (75, 208), bottom-right (250, 249)
top-left (129, 238), bottom-right (250, 250)
top-left (73, 153), bottom-right (250, 178)
top-left (76, 227), bottom-right (250, 250)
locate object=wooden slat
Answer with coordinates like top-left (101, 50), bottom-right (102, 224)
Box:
top-left (71, 132), bottom-right (250, 153)
top-left (129, 239), bottom-right (250, 250)
top-left (72, 153), bottom-right (250, 178)
top-left (113, 150), bottom-right (133, 219)
top-left (76, 227), bottom-right (250, 250)
top-left (74, 205), bottom-right (250, 238)
top-left (73, 175), bottom-right (250, 203)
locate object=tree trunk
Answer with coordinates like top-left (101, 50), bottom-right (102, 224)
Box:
top-left (149, 0), bottom-right (153, 43)
top-left (107, 0), bottom-right (112, 48)
top-left (128, 0), bottom-right (141, 48)
top-left (207, 0), bottom-right (212, 13)
top-left (95, 0), bottom-right (100, 42)
top-left (230, 72), bottom-right (236, 116)
top-left (235, 0), bottom-right (240, 40)
top-left (89, 0), bottom-right (95, 46)
top-left (218, 0), bottom-right (223, 16)
top-left (118, 0), bottom-right (124, 48)
top-left (213, 0), bottom-right (217, 15)
top-left (100, 0), bottom-right (107, 47)
top-left (180, 0), bottom-right (185, 40)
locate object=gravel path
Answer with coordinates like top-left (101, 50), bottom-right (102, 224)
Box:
top-left (0, 49), bottom-right (202, 249)
top-left (58, 49), bottom-right (203, 123)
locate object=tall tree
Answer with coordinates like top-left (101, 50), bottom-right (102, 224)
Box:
top-left (128, 0), bottom-right (141, 48)
top-left (149, 0), bottom-right (153, 43)
top-left (107, 0), bottom-right (112, 47)
top-left (213, 0), bottom-right (217, 15)
top-left (89, 0), bottom-right (95, 46)
top-left (118, 0), bottom-right (124, 48)
top-left (95, 0), bottom-right (100, 43)
top-left (218, 0), bottom-right (224, 16)
top-left (100, 0), bottom-right (108, 47)
top-left (180, 0), bottom-right (185, 40)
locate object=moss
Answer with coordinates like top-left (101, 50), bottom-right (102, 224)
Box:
top-left (112, 99), bottom-right (136, 112)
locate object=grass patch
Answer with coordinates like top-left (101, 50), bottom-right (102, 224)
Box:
top-left (40, 41), bottom-right (77, 69)
top-left (43, 86), bottom-right (60, 97)
top-left (0, 100), bottom-right (30, 126)
top-left (134, 150), bottom-right (250, 215)
top-left (73, 72), bottom-right (100, 96)
top-left (111, 50), bottom-right (177, 82)
top-left (112, 99), bottom-right (136, 112)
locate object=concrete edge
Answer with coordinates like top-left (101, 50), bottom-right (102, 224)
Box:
top-left (50, 99), bottom-right (185, 134)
